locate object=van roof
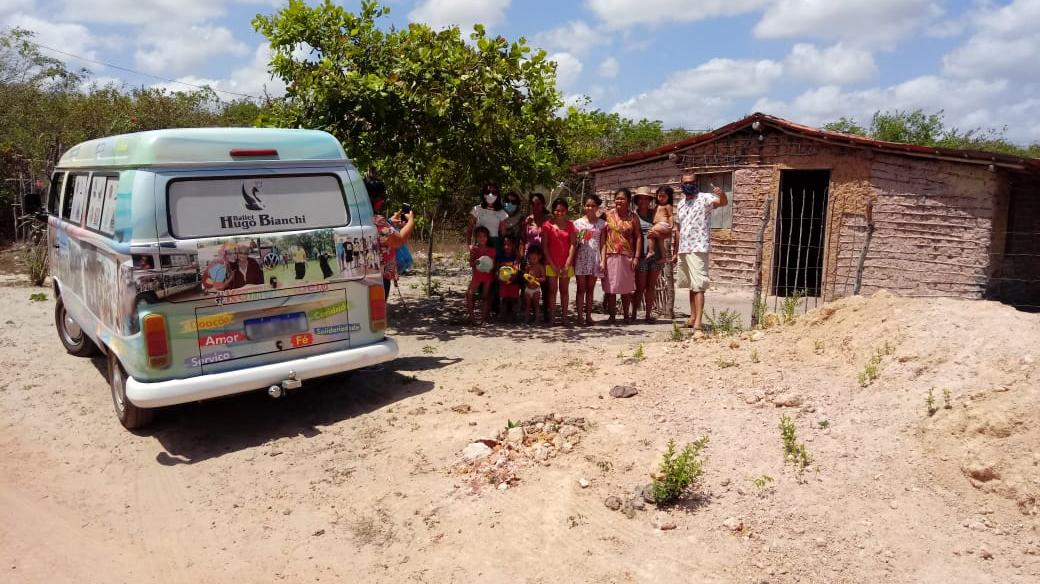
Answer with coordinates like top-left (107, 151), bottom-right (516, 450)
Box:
top-left (56, 128), bottom-right (348, 169)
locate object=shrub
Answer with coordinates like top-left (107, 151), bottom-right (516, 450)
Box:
top-left (705, 308), bottom-right (743, 336)
top-left (651, 438), bottom-right (709, 505)
top-left (781, 290), bottom-right (806, 323)
top-left (779, 415), bottom-right (812, 472)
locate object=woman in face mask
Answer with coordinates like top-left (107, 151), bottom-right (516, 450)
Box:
top-left (467, 184), bottom-right (509, 251)
top-left (497, 191), bottom-right (524, 255)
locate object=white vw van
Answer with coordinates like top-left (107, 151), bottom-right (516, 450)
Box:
top-left (44, 128), bottom-right (398, 429)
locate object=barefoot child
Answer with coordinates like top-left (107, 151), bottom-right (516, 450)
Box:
top-left (574, 194), bottom-right (605, 326)
top-left (647, 186), bottom-right (674, 262)
top-left (496, 236), bottom-right (522, 322)
top-left (523, 246), bottom-right (547, 324)
top-left (466, 226), bottom-right (496, 324)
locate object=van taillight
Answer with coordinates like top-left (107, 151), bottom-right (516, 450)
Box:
top-left (142, 313), bottom-right (170, 368)
top-left (368, 285), bottom-right (386, 332)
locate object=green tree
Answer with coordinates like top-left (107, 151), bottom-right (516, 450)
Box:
top-left (253, 0), bottom-right (566, 214)
top-left (561, 101), bottom-right (694, 168)
top-left (823, 109), bottom-right (1039, 158)
top-left (822, 117), bottom-right (866, 136)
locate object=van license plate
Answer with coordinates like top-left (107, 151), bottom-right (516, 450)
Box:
top-left (244, 312), bottom-right (309, 341)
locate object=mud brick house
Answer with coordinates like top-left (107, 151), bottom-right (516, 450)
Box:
top-left (572, 113), bottom-right (1040, 307)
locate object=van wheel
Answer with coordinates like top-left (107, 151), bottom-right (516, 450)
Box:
top-left (108, 352), bottom-right (154, 430)
top-left (55, 295), bottom-right (98, 357)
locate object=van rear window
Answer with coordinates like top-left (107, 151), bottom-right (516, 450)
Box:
top-left (167, 174), bottom-right (350, 238)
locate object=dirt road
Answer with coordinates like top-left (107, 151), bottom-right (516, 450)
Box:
top-left (1, 275), bottom-right (1038, 583)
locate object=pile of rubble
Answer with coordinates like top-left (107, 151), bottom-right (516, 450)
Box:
top-left (454, 413), bottom-right (588, 494)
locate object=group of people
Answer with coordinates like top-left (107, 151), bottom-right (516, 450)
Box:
top-left (461, 174), bottom-right (728, 334)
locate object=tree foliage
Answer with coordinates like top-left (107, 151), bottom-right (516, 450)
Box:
top-left (253, 0), bottom-right (566, 213)
top-left (825, 109), bottom-right (1039, 158)
top-left (0, 27), bottom-right (264, 239)
top-left (561, 100), bottom-right (694, 168)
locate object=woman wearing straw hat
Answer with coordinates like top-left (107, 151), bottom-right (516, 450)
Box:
top-left (633, 186), bottom-right (663, 322)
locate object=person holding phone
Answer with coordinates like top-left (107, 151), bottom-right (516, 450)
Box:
top-left (672, 174), bottom-right (727, 337)
top-left (365, 175), bottom-right (416, 300)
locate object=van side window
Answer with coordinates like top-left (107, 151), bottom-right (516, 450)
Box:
top-left (63, 173), bottom-right (89, 224)
top-left (47, 172), bottom-right (64, 215)
top-left (85, 173), bottom-right (117, 234)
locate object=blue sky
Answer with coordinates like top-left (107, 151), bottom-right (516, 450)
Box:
top-left (4, 0), bottom-right (1039, 143)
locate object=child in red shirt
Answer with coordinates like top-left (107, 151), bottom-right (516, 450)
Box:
top-left (466, 226), bottom-right (496, 324)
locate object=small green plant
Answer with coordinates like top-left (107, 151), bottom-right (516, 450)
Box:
top-left (505, 419), bottom-right (519, 429)
top-left (705, 308), bottom-right (744, 336)
top-left (751, 295), bottom-right (767, 328)
top-left (857, 350), bottom-right (883, 387)
top-left (752, 474), bottom-right (774, 489)
top-left (421, 345), bottom-right (435, 354)
top-left (943, 388), bottom-right (952, 410)
top-left (779, 415), bottom-right (812, 472)
top-left (716, 358), bottom-right (738, 369)
top-left (926, 388), bottom-right (937, 416)
top-left (670, 322), bottom-right (685, 342)
top-left (29, 292), bottom-right (48, 302)
top-left (781, 290), bottom-right (806, 323)
top-left (632, 343), bottom-right (645, 360)
top-left (813, 339), bottom-right (825, 355)
top-left (750, 349), bottom-right (760, 364)
top-left (650, 438), bottom-right (709, 505)
top-left (817, 419), bottom-right (830, 429)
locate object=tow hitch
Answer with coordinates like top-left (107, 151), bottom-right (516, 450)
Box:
top-left (267, 370), bottom-right (302, 398)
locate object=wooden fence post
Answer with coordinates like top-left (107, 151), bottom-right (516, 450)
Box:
top-left (750, 196), bottom-right (772, 328)
top-left (853, 200), bottom-right (875, 295)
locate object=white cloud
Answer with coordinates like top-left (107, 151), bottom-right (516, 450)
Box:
top-left (754, 0), bottom-right (942, 47)
top-left (5, 14), bottom-right (99, 61)
top-left (549, 52), bottom-right (583, 89)
top-left (943, 0), bottom-right (1040, 82)
top-left (783, 43), bottom-right (876, 85)
top-left (533, 20), bottom-right (605, 55)
top-left (135, 24), bottom-right (247, 76)
top-left (612, 58), bottom-right (782, 127)
top-left (151, 44), bottom-right (285, 100)
top-left (61, 0), bottom-right (227, 25)
top-left (751, 76), bottom-right (1040, 141)
top-left (597, 56), bottom-right (619, 78)
top-left (409, 0), bottom-right (510, 31)
top-left (587, 0), bottom-right (769, 29)
top-left (0, 0), bottom-right (33, 12)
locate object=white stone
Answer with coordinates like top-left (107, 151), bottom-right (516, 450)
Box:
top-left (461, 442), bottom-right (493, 462)
top-left (578, 478), bottom-right (590, 488)
top-left (723, 517), bottom-right (744, 532)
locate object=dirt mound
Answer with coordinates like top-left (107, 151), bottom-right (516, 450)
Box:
top-left (769, 291), bottom-right (1039, 516)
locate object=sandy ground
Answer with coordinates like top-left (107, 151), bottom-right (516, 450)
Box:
top-left (1, 259), bottom-right (1039, 583)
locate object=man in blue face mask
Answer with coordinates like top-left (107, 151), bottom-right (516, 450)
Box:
top-left (672, 174), bottom-right (728, 337)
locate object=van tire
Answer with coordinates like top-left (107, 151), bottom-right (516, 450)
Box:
top-left (108, 352), bottom-right (154, 430)
top-left (55, 295), bottom-right (99, 357)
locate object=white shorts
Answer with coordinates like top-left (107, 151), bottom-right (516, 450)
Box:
top-left (676, 252), bottom-right (710, 292)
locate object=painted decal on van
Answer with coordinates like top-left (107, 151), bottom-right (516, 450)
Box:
top-left (153, 229), bottom-right (343, 303)
top-left (308, 301), bottom-right (348, 321)
top-left (314, 323), bottom-right (359, 336)
top-left (181, 313), bottom-right (235, 333)
top-left (185, 350), bottom-right (234, 368)
top-left (168, 176), bottom-right (347, 238)
top-left (198, 332), bottom-right (246, 347)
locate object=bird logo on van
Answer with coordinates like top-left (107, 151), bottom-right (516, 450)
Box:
top-left (241, 180), bottom-right (265, 211)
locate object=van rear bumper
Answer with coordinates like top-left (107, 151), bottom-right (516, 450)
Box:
top-left (125, 339), bottom-right (399, 408)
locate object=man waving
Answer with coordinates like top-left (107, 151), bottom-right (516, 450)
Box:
top-left (672, 174), bottom-right (728, 337)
